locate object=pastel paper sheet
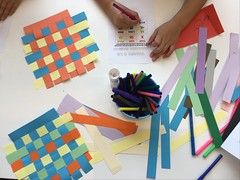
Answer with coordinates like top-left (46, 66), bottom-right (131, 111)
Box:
top-left (4, 109), bottom-right (92, 179)
top-left (176, 4), bottom-right (224, 48)
top-left (57, 94), bottom-right (136, 140)
top-left (21, 10), bottom-right (99, 89)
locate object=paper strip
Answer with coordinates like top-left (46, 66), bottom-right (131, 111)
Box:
top-left (210, 33), bottom-right (239, 109)
top-left (189, 108), bottom-right (196, 156)
top-left (199, 92), bottom-right (223, 147)
top-left (161, 96), bottom-right (170, 169)
top-left (147, 107), bottom-right (161, 179)
top-left (161, 46), bottom-right (197, 104)
top-left (231, 86), bottom-right (240, 102)
top-left (205, 50), bottom-right (217, 97)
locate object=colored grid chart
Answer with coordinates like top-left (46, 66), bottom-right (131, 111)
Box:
top-left (4, 109), bottom-right (92, 179)
top-left (21, 10), bottom-right (99, 89)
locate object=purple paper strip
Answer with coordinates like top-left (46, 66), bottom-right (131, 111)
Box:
top-left (161, 46), bottom-right (197, 104)
top-left (210, 33), bottom-right (239, 109)
top-left (196, 27), bottom-right (207, 94)
top-left (57, 94), bottom-right (124, 140)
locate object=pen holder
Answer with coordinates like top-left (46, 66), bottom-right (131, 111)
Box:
top-left (111, 71), bottom-right (162, 119)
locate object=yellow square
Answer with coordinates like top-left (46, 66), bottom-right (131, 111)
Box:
top-left (58, 144), bottom-right (70, 156)
top-left (41, 154), bottom-right (52, 166)
top-left (53, 114), bottom-right (71, 128)
top-left (4, 143), bottom-right (16, 155)
top-left (36, 38), bottom-right (47, 48)
top-left (22, 134), bottom-right (32, 145)
top-left (23, 44), bottom-right (32, 54)
top-left (75, 137), bottom-right (84, 146)
top-left (33, 78), bottom-right (45, 89)
top-left (50, 70), bottom-right (60, 81)
top-left (52, 32), bottom-right (62, 42)
top-left (29, 62), bottom-right (39, 71)
top-left (36, 126), bottom-right (48, 137)
top-left (43, 55), bottom-right (54, 65)
top-left (66, 62), bottom-right (76, 73)
top-left (59, 47), bottom-right (69, 58)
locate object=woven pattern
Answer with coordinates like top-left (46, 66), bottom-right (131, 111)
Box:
top-left (21, 10), bottom-right (99, 89)
top-left (4, 109), bottom-right (92, 179)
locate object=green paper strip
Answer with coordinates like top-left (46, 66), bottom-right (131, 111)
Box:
top-left (198, 92), bottom-right (223, 147)
top-left (175, 49), bottom-right (203, 115)
top-left (6, 146), bottom-right (28, 164)
top-left (203, 144), bottom-right (216, 158)
top-left (169, 51), bottom-right (197, 110)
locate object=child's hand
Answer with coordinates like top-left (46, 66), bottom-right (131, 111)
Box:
top-left (105, 1), bottom-right (140, 29)
top-left (147, 20), bottom-right (182, 61)
top-left (0, 0), bottom-right (22, 21)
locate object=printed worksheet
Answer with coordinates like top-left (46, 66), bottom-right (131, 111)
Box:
top-left (109, 0), bottom-right (156, 64)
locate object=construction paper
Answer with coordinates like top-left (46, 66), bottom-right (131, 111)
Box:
top-left (231, 86), bottom-right (240, 102)
top-left (4, 109), bottom-right (92, 179)
top-left (57, 94), bottom-right (126, 140)
top-left (147, 106), bottom-right (161, 179)
top-left (161, 46), bottom-right (197, 104)
top-left (176, 4), bottom-right (224, 48)
top-left (189, 108), bottom-right (196, 156)
top-left (21, 10), bottom-right (99, 89)
top-left (210, 33), bottom-right (239, 109)
top-left (71, 113), bottom-right (137, 136)
top-left (199, 92), bottom-right (223, 147)
top-left (205, 50), bottom-right (217, 97)
top-left (196, 27), bottom-right (207, 94)
top-left (222, 47), bottom-right (240, 102)
top-left (175, 49), bottom-right (203, 115)
top-left (161, 96), bottom-right (171, 169)
top-left (168, 51), bottom-right (196, 110)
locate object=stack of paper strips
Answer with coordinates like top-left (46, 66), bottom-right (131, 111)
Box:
top-left (4, 109), bottom-right (92, 179)
top-left (21, 10), bottom-right (99, 89)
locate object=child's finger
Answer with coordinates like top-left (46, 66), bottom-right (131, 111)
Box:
top-left (163, 45), bottom-right (175, 58)
top-left (147, 29), bottom-right (158, 45)
top-left (9, 0), bottom-right (22, 16)
top-left (0, 0), bottom-right (12, 21)
top-left (0, 0), bottom-right (7, 20)
top-left (122, 13), bottom-right (139, 27)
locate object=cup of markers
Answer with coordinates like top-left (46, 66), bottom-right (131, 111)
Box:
top-left (111, 71), bottom-right (162, 119)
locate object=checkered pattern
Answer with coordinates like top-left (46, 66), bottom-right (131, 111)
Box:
top-left (21, 10), bottom-right (99, 89)
top-left (4, 109), bottom-right (92, 179)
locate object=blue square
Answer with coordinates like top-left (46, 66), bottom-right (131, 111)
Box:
top-left (34, 159), bottom-right (44, 171)
top-left (68, 141), bottom-right (78, 151)
top-left (58, 125), bottom-right (69, 135)
top-left (50, 151), bottom-right (60, 161)
top-left (62, 153), bottom-right (73, 165)
top-left (46, 164), bottom-right (57, 177)
top-left (72, 12), bottom-right (87, 24)
top-left (58, 167), bottom-right (69, 179)
top-left (26, 142), bottom-right (36, 152)
top-left (48, 43), bottom-right (58, 53)
top-left (14, 138), bottom-right (25, 149)
top-left (79, 29), bottom-right (90, 39)
top-left (87, 43), bottom-right (99, 53)
top-left (72, 170), bottom-right (82, 180)
top-left (70, 52), bottom-right (80, 61)
top-left (21, 34), bottom-right (35, 44)
top-left (41, 134), bottom-right (52, 144)
top-left (63, 36), bottom-right (73, 46)
top-left (33, 66), bottom-right (49, 79)
top-left (29, 131), bottom-right (40, 141)
top-left (41, 27), bottom-right (51, 36)
top-left (29, 172), bottom-right (38, 179)
top-left (38, 146), bottom-right (47, 157)
top-left (55, 138), bottom-right (64, 148)
top-left (55, 59), bottom-right (65, 69)
top-left (22, 155), bottom-right (32, 166)
top-left (45, 122), bottom-right (56, 132)
top-left (57, 21), bottom-right (66, 30)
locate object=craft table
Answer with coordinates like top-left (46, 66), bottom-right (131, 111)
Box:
top-left (0, 0), bottom-right (239, 179)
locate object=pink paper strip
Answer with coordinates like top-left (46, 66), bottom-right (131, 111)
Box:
top-left (161, 46), bottom-right (196, 104)
top-left (210, 33), bottom-right (239, 110)
top-left (196, 27), bottom-right (207, 93)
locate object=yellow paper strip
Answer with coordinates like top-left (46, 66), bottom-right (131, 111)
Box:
top-left (23, 44), bottom-right (32, 54)
top-left (33, 78), bottom-right (45, 89)
top-left (74, 36), bottom-right (94, 50)
top-left (15, 163), bottom-right (36, 179)
top-left (68, 20), bottom-right (89, 35)
top-left (82, 51), bottom-right (98, 65)
top-left (29, 62), bottom-right (39, 72)
top-left (53, 113), bottom-right (72, 128)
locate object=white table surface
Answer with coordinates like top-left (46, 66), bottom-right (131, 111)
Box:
top-left (0, 0), bottom-right (239, 179)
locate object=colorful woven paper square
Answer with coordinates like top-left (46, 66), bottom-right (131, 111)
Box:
top-left (21, 10), bottom-right (99, 89)
top-left (4, 109), bottom-right (92, 179)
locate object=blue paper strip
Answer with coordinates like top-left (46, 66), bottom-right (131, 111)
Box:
top-left (72, 12), bottom-right (87, 24)
top-left (21, 34), bottom-right (35, 45)
top-left (77, 154), bottom-right (93, 173)
top-left (161, 96), bottom-right (171, 169)
top-left (8, 108), bottom-right (59, 141)
top-left (25, 51), bottom-right (42, 64)
top-left (146, 106), bottom-right (161, 179)
top-left (231, 86), bottom-right (240, 102)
